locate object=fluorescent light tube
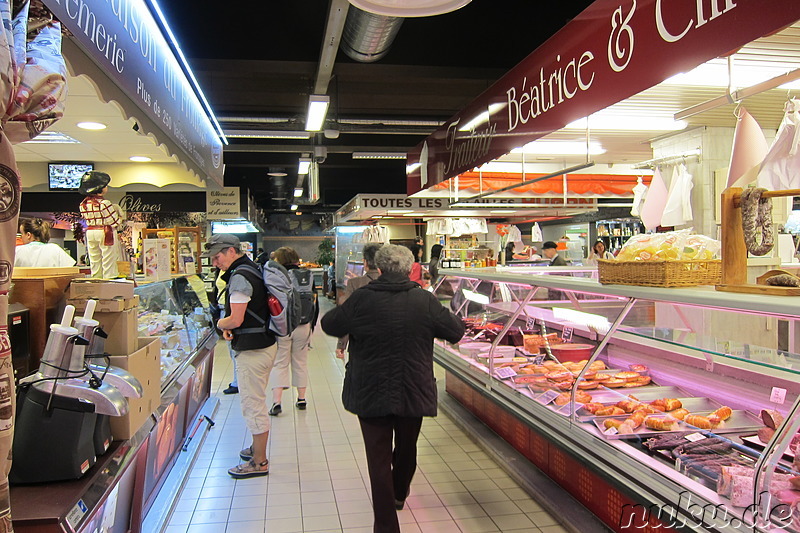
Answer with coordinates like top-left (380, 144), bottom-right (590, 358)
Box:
top-left (293, 188), bottom-right (303, 197)
top-left (298, 158), bottom-right (312, 175)
top-left (352, 152), bottom-right (407, 160)
top-left (305, 95), bottom-right (330, 131)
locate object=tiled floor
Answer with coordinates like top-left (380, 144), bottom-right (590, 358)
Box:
top-left (165, 299), bottom-right (568, 533)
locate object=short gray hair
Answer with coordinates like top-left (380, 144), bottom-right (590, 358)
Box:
top-left (362, 243), bottom-right (383, 269)
top-left (375, 244), bottom-right (413, 276)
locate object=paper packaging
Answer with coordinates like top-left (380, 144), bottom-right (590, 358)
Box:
top-left (108, 337), bottom-right (161, 440)
top-left (67, 295), bottom-right (139, 313)
top-left (94, 309), bottom-right (137, 356)
top-left (143, 238), bottom-right (172, 282)
top-left (68, 279), bottom-right (135, 300)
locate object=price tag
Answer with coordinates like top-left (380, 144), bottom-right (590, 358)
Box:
top-left (538, 389), bottom-right (560, 405)
top-left (684, 432), bottom-right (707, 442)
top-left (561, 326), bottom-right (574, 343)
top-left (526, 317), bottom-right (536, 330)
top-left (494, 367), bottom-right (517, 380)
top-left (532, 354), bottom-right (546, 365)
top-left (770, 387), bottom-right (787, 404)
top-left (604, 426), bottom-right (619, 435)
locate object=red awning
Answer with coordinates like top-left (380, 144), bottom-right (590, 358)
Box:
top-left (431, 173), bottom-right (650, 196)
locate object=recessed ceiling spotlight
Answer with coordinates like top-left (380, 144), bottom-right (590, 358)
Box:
top-left (129, 156), bottom-right (151, 162)
top-left (77, 121), bottom-right (107, 130)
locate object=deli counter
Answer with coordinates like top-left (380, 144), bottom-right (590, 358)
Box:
top-left (10, 275), bottom-right (218, 533)
top-left (434, 268), bottom-right (800, 533)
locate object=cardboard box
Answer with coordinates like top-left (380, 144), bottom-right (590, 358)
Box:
top-left (108, 337), bottom-right (161, 440)
top-left (68, 279), bottom-right (135, 300)
top-left (67, 295), bottom-right (140, 313)
top-left (94, 308), bottom-right (137, 356)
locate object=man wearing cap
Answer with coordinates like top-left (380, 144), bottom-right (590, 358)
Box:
top-left (79, 171), bottom-right (123, 278)
top-left (542, 241), bottom-right (567, 266)
top-left (203, 233), bottom-right (277, 478)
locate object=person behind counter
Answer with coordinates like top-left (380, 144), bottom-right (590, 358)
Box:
top-left (15, 218), bottom-right (76, 268)
top-left (587, 239), bottom-right (614, 265)
top-left (542, 240), bottom-right (567, 266)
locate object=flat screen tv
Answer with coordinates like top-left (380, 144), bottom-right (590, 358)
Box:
top-left (48, 162), bottom-right (93, 191)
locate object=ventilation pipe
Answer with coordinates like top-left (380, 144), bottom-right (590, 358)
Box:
top-left (340, 5), bottom-right (404, 63)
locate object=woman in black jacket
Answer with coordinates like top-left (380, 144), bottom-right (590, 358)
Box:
top-left (321, 245), bottom-right (465, 533)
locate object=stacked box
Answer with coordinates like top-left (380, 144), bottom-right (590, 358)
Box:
top-left (108, 337), bottom-right (161, 440)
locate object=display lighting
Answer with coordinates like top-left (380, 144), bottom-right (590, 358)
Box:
top-left (551, 307), bottom-right (611, 334)
top-left (305, 94), bottom-right (330, 131)
top-left (401, 213), bottom-right (425, 217)
top-left (565, 114), bottom-right (687, 131)
top-left (387, 209), bottom-right (413, 214)
top-left (663, 58), bottom-right (800, 90)
top-left (224, 129), bottom-right (311, 139)
top-left (211, 221), bottom-right (259, 233)
top-left (511, 140), bottom-right (606, 156)
top-left (298, 158), bottom-right (312, 175)
top-left (406, 162), bottom-right (421, 173)
top-left (77, 121), bottom-right (107, 130)
top-left (337, 226), bottom-right (366, 234)
top-left (146, 0), bottom-right (228, 144)
top-left (352, 152), bottom-right (407, 160)
top-left (293, 188), bottom-right (303, 198)
top-left (458, 103), bottom-right (506, 132)
top-left (129, 156), bottom-right (152, 162)
top-left (23, 131), bottom-right (80, 144)
top-left (290, 204), bottom-right (298, 211)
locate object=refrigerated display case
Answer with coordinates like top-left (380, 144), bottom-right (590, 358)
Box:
top-left (10, 275), bottom-right (218, 533)
top-left (435, 268), bottom-right (800, 532)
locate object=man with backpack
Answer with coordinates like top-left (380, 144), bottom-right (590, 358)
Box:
top-left (268, 246), bottom-right (318, 415)
top-left (202, 233), bottom-right (277, 478)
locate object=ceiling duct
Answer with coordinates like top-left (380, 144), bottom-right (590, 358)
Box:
top-left (340, 5), bottom-right (404, 63)
top-left (268, 167), bottom-right (289, 207)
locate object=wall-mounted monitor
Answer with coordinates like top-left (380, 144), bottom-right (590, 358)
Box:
top-left (48, 162), bottom-right (93, 191)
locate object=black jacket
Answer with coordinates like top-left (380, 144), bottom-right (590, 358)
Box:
top-left (223, 255), bottom-right (276, 351)
top-left (321, 272), bottom-right (465, 418)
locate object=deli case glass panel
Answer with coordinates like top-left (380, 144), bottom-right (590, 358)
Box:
top-left (434, 268), bottom-right (800, 532)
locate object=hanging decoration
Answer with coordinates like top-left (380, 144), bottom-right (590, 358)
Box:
top-left (726, 107), bottom-right (768, 188)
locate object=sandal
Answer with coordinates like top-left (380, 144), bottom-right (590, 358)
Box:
top-left (228, 459), bottom-right (269, 478)
top-left (239, 446), bottom-right (253, 461)
top-left (296, 399), bottom-right (307, 410)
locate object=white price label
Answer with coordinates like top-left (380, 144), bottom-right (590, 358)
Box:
top-left (604, 426), bottom-right (619, 435)
top-left (685, 432), bottom-right (707, 442)
top-left (561, 326), bottom-right (574, 342)
top-left (539, 389), bottom-right (560, 404)
top-left (526, 318), bottom-right (536, 330)
top-left (770, 387), bottom-right (787, 404)
top-left (494, 367), bottom-right (517, 379)
top-left (532, 354), bottom-right (546, 365)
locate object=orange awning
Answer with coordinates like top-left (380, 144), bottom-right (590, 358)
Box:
top-left (431, 173), bottom-right (650, 196)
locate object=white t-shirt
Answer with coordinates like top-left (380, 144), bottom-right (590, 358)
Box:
top-left (14, 242), bottom-right (76, 268)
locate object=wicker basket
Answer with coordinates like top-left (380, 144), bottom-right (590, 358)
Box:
top-left (597, 259), bottom-right (722, 287)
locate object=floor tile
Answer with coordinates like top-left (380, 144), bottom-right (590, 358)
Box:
top-left (492, 513), bottom-right (536, 530)
top-left (225, 520), bottom-right (264, 533)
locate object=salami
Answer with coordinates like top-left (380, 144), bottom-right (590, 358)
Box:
top-left (740, 187), bottom-right (774, 256)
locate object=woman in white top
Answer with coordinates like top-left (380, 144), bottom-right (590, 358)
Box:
top-left (587, 239), bottom-right (614, 265)
top-left (15, 218), bottom-right (76, 268)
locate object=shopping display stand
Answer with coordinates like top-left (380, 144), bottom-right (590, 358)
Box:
top-left (717, 186), bottom-right (800, 295)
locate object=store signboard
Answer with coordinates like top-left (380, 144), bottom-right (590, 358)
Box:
top-left (407, 0), bottom-right (800, 194)
top-left (44, 0), bottom-right (224, 186)
top-left (206, 188), bottom-right (240, 219)
top-left (118, 192), bottom-right (205, 213)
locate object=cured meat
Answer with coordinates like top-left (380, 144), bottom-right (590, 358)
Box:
top-left (761, 409), bottom-right (784, 429)
top-left (740, 187), bottom-right (774, 256)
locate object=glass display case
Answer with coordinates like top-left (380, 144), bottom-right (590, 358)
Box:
top-left (135, 275), bottom-right (213, 384)
top-left (435, 268), bottom-right (800, 532)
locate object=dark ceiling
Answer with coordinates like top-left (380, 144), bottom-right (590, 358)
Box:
top-left (160, 1), bottom-right (594, 217)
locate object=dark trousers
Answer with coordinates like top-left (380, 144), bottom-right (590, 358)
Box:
top-left (358, 415), bottom-right (423, 533)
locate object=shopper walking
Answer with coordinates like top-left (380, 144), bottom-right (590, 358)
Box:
top-left (335, 243), bottom-right (382, 359)
top-left (321, 244), bottom-right (465, 533)
top-left (203, 233), bottom-right (277, 478)
top-left (269, 246), bottom-right (318, 415)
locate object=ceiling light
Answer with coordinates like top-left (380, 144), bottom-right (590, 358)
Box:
top-left (349, 0), bottom-right (471, 17)
top-left (298, 157), bottom-right (312, 175)
top-left (406, 162), bottom-right (421, 173)
top-left (352, 152), bottom-right (407, 159)
top-left (305, 94), bottom-right (330, 131)
top-left (267, 170), bottom-right (288, 177)
top-left (22, 131), bottom-right (80, 144)
top-left (387, 209), bottom-right (413, 214)
top-left (129, 156), bottom-right (151, 162)
top-left (290, 204), bottom-right (298, 210)
top-left (224, 129), bottom-right (311, 139)
top-left (293, 188), bottom-right (303, 197)
top-left (565, 114), bottom-right (687, 131)
top-left (296, 212), bottom-right (303, 215)
top-left (663, 57), bottom-right (800, 90)
top-left (511, 140), bottom-right (606, 156)
top-left (77, 121), bottom-right (107, 130)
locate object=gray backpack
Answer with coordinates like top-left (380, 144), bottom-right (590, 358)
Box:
top-left (289, 268), bottom-right (315, 325)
